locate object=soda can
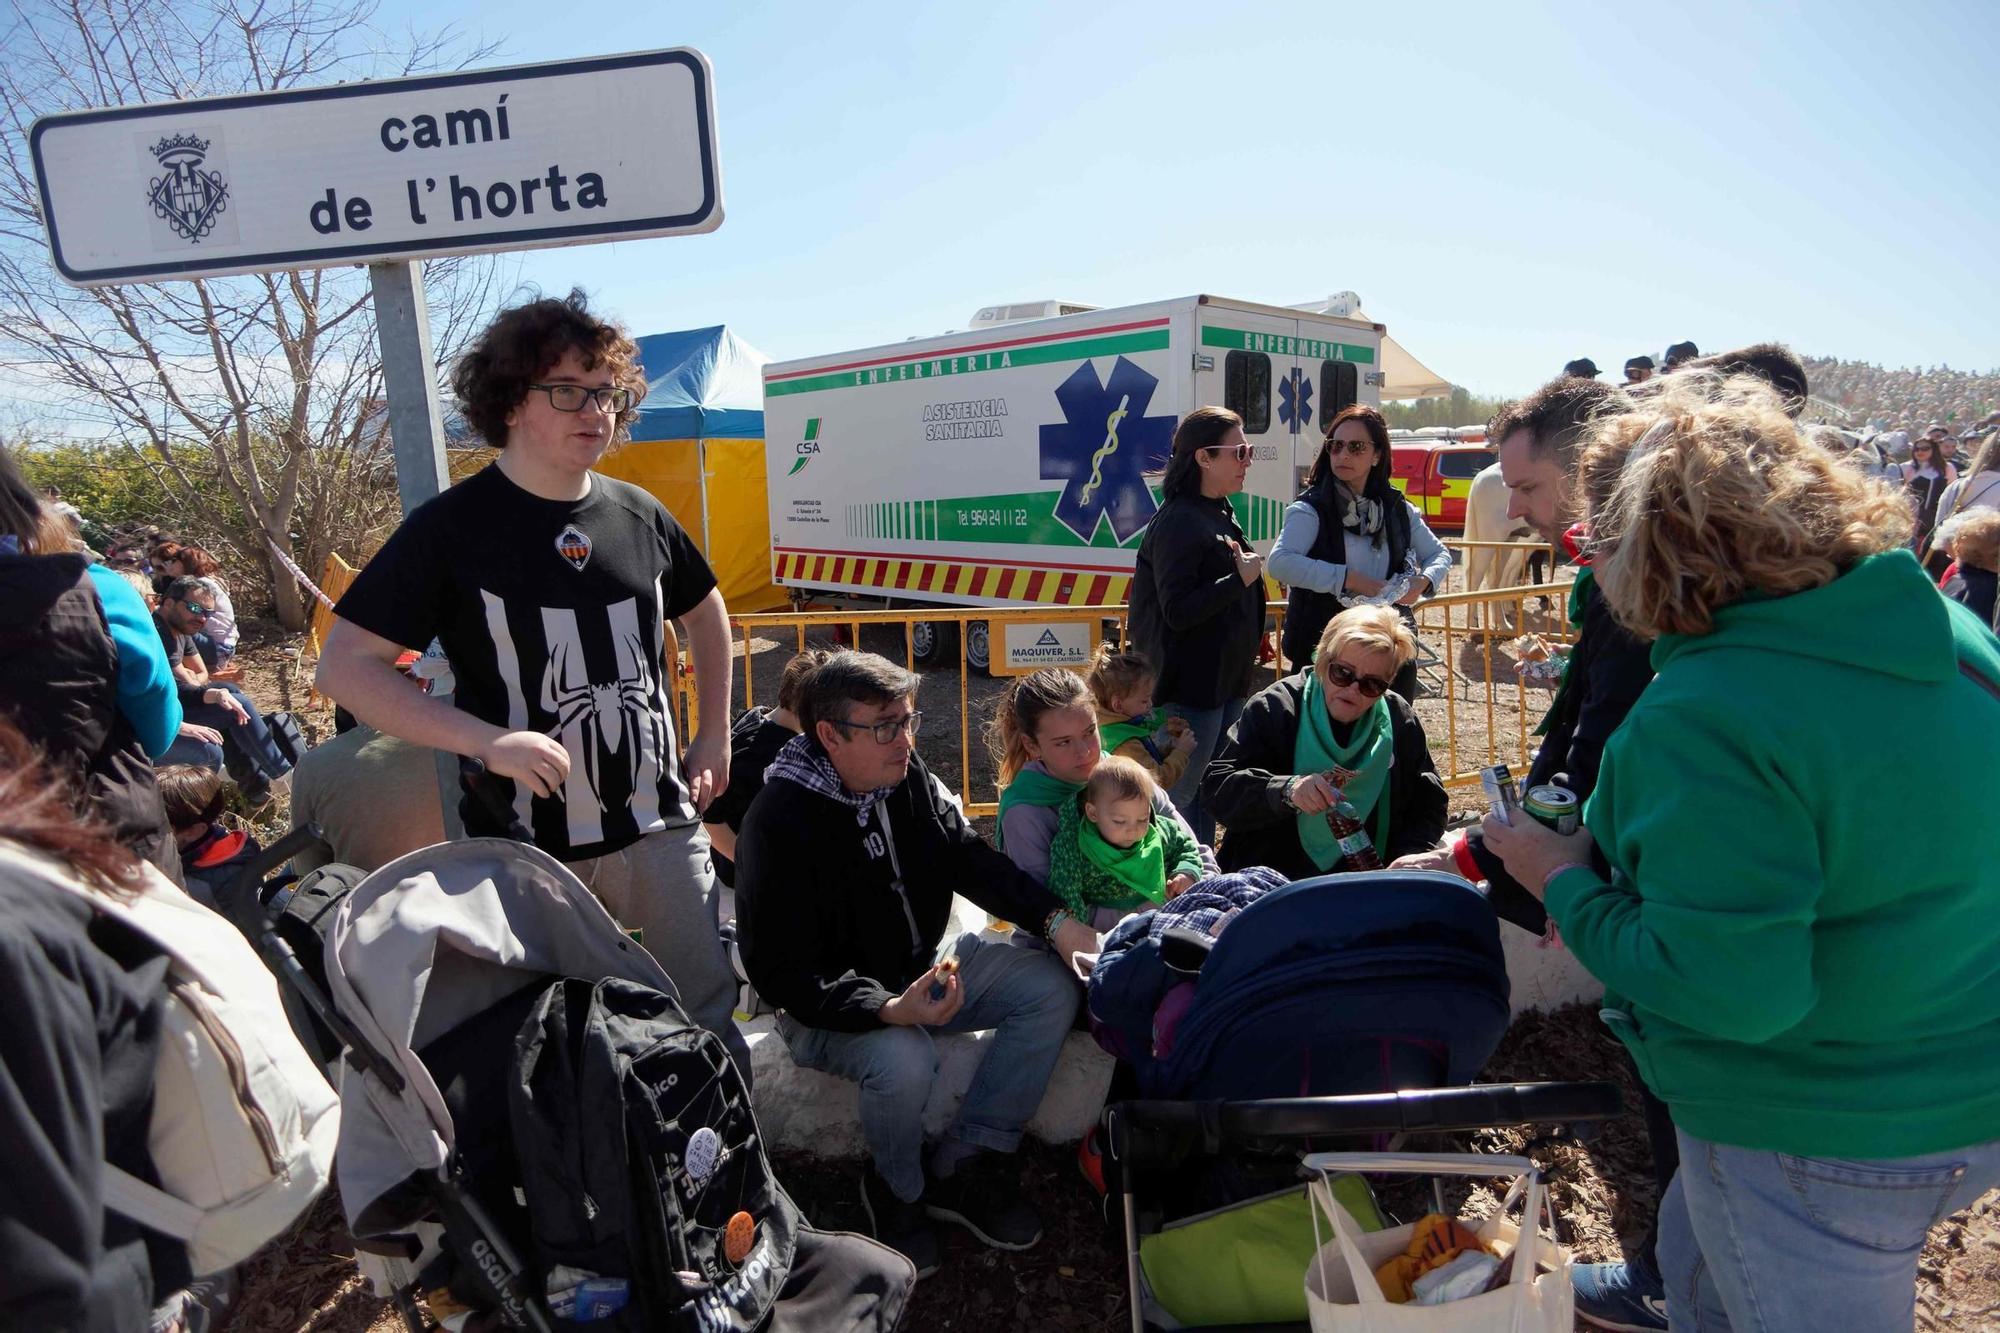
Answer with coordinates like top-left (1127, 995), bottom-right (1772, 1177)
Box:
top-left (1522, 784), bottom-right (1580, 835)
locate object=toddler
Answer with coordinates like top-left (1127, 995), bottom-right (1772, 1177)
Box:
top-left (1087, 644), bottom-right (1197, 788)
top-left (1047, 756), bottom-right (1204, 921)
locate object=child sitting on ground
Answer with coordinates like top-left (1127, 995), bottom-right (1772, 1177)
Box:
top-left (158, 764), bottom-right (263, 908)
top-left (1087, 644), bottom-right (1197, 788)
top-left (1048, 755), bottom-right (1205, 920)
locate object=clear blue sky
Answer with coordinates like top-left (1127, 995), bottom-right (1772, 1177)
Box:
top-left (345, 1), bottom-right (1999, 395)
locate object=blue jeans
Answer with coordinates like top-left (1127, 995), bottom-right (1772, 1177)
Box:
top-left (182, 683), bottom-right (291, 784)
top-left (1658, 1127), bottom-right (2000, 1331)
top-left (1163, 697), bottom-right (1245, 844)
top-left (776, 931), bottom-right (1078, 1202)
top-left (159, 734), bottom-right (225, 770)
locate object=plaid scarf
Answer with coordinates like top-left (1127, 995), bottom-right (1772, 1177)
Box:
top-left (765, 734), bottom-right (900, 822)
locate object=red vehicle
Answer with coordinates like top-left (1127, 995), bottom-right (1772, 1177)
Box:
top-left (1388, 430), bottom-right (1495, 531)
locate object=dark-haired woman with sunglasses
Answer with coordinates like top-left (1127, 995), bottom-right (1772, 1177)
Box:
top-left (1128, 406), bottom-right (1268, 843)
top-left (1270, 405), bottom-right (1452, 704)
top-left (1199, 605), bottom-right (1446, 878)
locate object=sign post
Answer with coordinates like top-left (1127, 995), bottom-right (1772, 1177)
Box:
top-left (368, 261), bottom-right (451, 514)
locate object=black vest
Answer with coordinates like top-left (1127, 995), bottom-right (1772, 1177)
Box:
top-left (1281, 480), bottom-right (1410, 668)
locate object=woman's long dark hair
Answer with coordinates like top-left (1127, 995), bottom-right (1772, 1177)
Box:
top-left (1160, 405), bottom-right (1243, 500)
top-left (1304, 404), bottom-right (1395, 497)
top-left (0, 446), bottom-right (72, 555)
top-left (0, 714), bottom-right (143, 898)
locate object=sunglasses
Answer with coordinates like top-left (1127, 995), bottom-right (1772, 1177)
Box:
top-left (1202, 443), bottom-right (1253, 462)
top-left (182, 599), bottom-right (215, 617)
top-left (1324, 660), bottom-right (1392, 698)
top-left (1325, 438), bottom-right (1374, 458)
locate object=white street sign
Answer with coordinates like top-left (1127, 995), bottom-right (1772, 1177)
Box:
top-left (30, 48), bottom-right (721, 287)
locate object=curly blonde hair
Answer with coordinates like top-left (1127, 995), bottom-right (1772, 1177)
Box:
top-left (1578, 373), bottom-right (1914, 640)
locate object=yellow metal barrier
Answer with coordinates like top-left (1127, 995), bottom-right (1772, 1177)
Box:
top-left (307, 553), bottom-right (360, 660)
top-left (674, 580), bottom-right (1573, 818)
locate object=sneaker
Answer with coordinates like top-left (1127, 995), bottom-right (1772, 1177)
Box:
top-left (1574, 1261), bottom-right (1669, 1332)
top-left (859, 1168), bottom-right (941, 1279)
top-left (924, 1153), bottom-right (1043, 1251)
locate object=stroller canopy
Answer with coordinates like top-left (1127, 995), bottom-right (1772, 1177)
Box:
top-left (326, 838), bottom-right (677, 1237)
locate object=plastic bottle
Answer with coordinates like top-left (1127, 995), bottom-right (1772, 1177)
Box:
top-left (1325, 796), bottom-right (1384, 871)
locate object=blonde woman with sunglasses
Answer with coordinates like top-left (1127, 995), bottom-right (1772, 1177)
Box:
top-left (1199, 605), bottom-right (1446, 878)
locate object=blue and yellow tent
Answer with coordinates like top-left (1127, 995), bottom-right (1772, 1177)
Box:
top-left (598, 325), bottom-right (787, 612)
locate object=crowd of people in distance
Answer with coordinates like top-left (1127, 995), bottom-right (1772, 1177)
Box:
top-left (5, 289), bottom-right (1998, 1333)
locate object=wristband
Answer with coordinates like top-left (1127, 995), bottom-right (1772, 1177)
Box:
top-left (1042, 907), bottom-right (1074, 942)
top-left (1450, 831), bottom-right (1484, 882)
top-left (1539, 860), bottom-right (1594, 895)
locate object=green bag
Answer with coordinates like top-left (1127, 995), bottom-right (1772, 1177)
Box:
top-left (1139, 1175), bottom-right (1386, 1326)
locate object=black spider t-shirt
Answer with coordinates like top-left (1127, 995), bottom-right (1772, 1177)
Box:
top-left (334, 464), bottom-right (716, 860)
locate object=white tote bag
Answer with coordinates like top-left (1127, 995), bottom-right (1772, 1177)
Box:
top-left (1303, 1153), bottom-right (1572, 1333)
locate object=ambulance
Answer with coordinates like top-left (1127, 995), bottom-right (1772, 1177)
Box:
top-left (762, 295), bottom-right (1386, 670)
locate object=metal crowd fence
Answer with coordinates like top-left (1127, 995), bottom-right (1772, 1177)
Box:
top-left (672, 572), bottom-right (1572, 819)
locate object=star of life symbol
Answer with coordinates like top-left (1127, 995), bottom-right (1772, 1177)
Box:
top-left (147, 133), bottom-right (229, 244)
top-left (556, 523), bottom-right (592, 570)
top-left (1039, 356), bottom-right (1176, 543)
top-left (1278, 368), bottom-right (1313, 435)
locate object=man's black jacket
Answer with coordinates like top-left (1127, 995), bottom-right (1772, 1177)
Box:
top-left (1468, 582), bottom-right (1654, 931)
top-left (736, 750), bottom-right (1066, 1032)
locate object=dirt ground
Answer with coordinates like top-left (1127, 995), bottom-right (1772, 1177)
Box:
top-left (215, 619), bottom-right (2000, 1331)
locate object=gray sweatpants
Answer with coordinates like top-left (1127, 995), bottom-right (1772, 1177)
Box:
top-left (573, 822), bottom-right (752, 1086)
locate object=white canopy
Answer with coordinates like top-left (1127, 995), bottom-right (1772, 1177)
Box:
top-left (1289, 292), bottom-right (1455, 401)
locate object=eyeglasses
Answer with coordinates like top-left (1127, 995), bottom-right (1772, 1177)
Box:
top-left (182, 599), bottom-right (215, 617)
top-left (527, 383), bottom-right (635, 414)
top-left (1326, 438), bottom-right (1374, 458)
top-left (1202, 443), bottom-right (1253, 462)
top-left (1324, 660), bottom-right (1391, 698)
top-left (831, 710), bottom-right (923, 744)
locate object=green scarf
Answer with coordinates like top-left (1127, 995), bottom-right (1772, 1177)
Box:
top-left (1098, 708), bottom-right (1165, 754)
top-left (994, 765), bottom-right (1081, 851)
top-left (1049, 793), bottom-right (1164, 917)
top-left (1293, 672), bottom-right (1394, 872)
top-left (1534, 566), bottom-right (1595, 738)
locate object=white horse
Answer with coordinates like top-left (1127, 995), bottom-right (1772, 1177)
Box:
top-left (1462, 462), bottom-right (1539, 632)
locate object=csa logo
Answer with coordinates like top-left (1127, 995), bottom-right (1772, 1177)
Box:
top-left (789, 418), bottom-right (822, 476)
top-left (147, 133), bottom-right (229, 244)
top-left (555, 523), bottom-right (592, 571)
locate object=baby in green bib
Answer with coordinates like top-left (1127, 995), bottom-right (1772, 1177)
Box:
top-left (1048, 755), bottom-right (1206, 922)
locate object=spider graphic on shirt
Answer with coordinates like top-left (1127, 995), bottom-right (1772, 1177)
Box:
top-left (539, 626), bottom-right (668, 807)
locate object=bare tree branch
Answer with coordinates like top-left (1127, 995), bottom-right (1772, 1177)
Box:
top-left (0, 0), bottom-right (501, 628)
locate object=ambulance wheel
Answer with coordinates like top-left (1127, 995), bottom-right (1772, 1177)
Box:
top-left (966, 621), bottom-right (991, 675)
top-left (911, 620), bottom-right (956, 668)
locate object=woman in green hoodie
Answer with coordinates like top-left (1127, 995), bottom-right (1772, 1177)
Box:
top-left (1481, 373), bottom-right (2000, 1333)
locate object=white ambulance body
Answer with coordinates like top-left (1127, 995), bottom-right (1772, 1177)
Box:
top-left (762, 295), bottom-right (1385, 665)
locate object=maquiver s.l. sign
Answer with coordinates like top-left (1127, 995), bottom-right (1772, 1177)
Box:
top-left (30, 48), bottom-right (721, 287)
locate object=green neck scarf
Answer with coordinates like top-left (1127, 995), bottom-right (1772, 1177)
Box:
top-left (1293, 672), bottom-right (1394, 872)
top-left (1535, 566), bottom-right (1595, 738)
top-left (1049, 793), bottom-right (1165, 916)
top-left (994, 765), bottom-right (1081, 851)
top-left (1098, 708), bottom-right (1165, 754)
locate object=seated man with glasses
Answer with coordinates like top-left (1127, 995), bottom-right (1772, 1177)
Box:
top-left (735, 651), bottom-right (1099, 1281)
top-left (154, 574), bottom-right (294, 800)
top-left (1199, 604), bottom-right (1447, 879)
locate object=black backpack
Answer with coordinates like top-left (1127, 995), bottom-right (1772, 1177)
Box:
top-left (509, 976), bottom-right (800, 1331)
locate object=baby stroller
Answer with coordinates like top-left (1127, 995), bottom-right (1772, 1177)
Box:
top-left (225, 828), bottom-right (913, 1332)
top-left (1086, 869), bottom-right (1621, 1330)
top-left (1089, 869), bottom-right (1513, 1101)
